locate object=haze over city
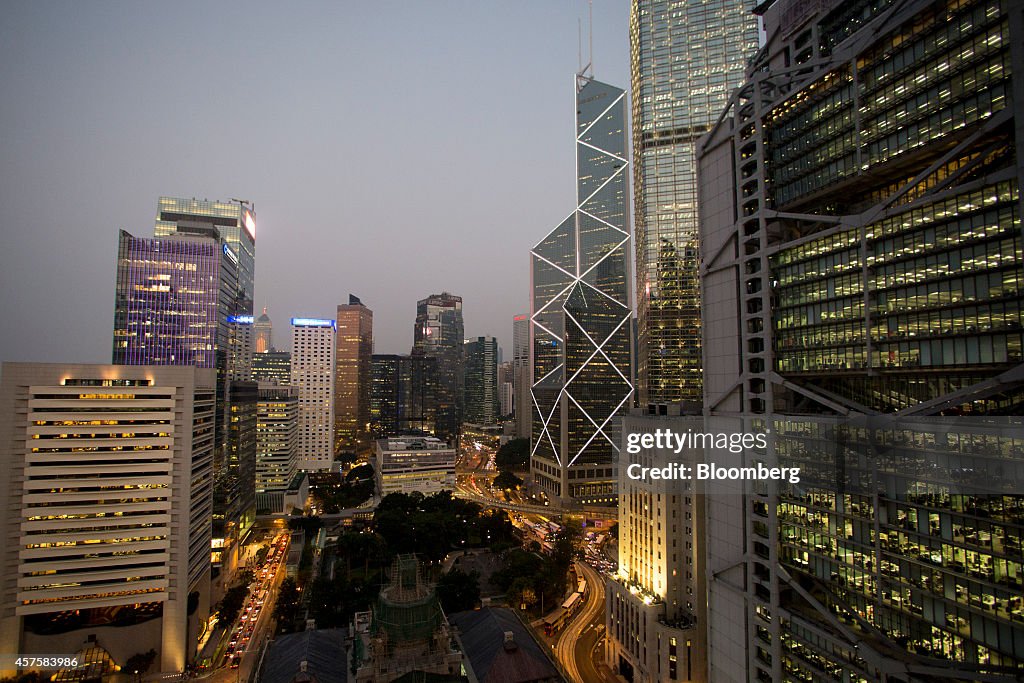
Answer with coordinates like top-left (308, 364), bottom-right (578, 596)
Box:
top-left (0, 1), bottom-right (628, 360)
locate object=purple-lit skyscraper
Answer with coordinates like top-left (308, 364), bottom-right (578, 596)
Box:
top-left (113, 229), bottom-right (237, 366)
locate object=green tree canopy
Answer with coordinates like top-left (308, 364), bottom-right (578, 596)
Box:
top-left (495, 438), bottom-right (530, 470)
top-left (493, 471), bottom-right (523, 490)
top-left (437, 568), bottom-right (481, 614)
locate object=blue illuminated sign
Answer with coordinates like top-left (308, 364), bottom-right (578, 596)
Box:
top-left (228, 315), bottom-right (254, 324)
top-left (291, 318), bottom-right (336, 328)
top-left (222, 242), bottom-right (239, 266)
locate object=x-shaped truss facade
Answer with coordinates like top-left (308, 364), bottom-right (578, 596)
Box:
top-left (531, 76), bottom-right (633, 478)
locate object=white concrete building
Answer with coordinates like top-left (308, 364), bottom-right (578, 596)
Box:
top-left (374, 436), bottom-right (456, 496)
top-left (290, 318), bottom-right (336, 471)
top-left (0, 363), bottom-right (215, 675)
top-left (606, 410), bottom-right (707, 683)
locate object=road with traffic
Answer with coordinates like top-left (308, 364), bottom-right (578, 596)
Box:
top-left (555, 561), bottom-right (613, 683)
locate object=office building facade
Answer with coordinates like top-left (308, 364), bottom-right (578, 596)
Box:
top-left (374, 436), bottom-right (457, 496)
top-left (413, 293), bottom-right (464, 441)
top-left (498, 360), bottom-right (515, 418)
top-left (254, 307), bottom-right (273, 354)
top-left (253, 350), bottom-right (291, 385)
top-left (113, 230), bottom-right (236, 368)
top-left (370, 354), bottom-right (438, 438)
top-left (0, 363), bottom-right (216, 674)
top-left (530, 74), bottom-right (633, 506)
top-left (464, 336), bottom-right (500, 426)
top-left (215, 380), bottom-right (257, 568)
top-left (335, 295), bottom-right (373, 456)
top-left (606, 411), bottom-right (707, 683)
top-left (699, 0), bottom-right (1024, 679)
top-left (631, 0), bottom-right (759, 406)
top-left (290, 318), bottom-right (336, 471)
top-left (226, 315), bottom-right (253, 382)
top-left (512, 314), bottom-right (531, 438)
top-left (256, 383), bottom-right (299, 493)
top-left (154, 196), bottom-right (255, 315)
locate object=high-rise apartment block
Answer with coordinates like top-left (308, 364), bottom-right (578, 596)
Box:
top-left (0, 363), bottom-right (216, 674)
top-left (335, 295), bottom-right (373, 456)
top-left (631, 0), bottom-right (759, 406)
top-left (370, 354), bottom-right (438, 438)
top-left (413, 293), bottom-right (464, 441)
top-left (464, 336), bottom-right (499, 425)
top-left (606, 411), bottom-right (707, 683)
top-left (699, 0), bottom-right (1024, 678)
top-left (290, 318), bottom-right (336, 471)
top-left (530, 74), bottom-right (633, 506)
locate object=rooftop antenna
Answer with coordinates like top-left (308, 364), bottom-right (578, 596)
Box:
top-left (576, 0), bottom-right (594, 89)
top-left (578, 18), bottom-right (582, 73)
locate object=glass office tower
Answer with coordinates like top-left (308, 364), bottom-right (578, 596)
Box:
top-left (631, 0), bottom-right (759, 405)
top-left (413, 293), bottom-right (464, 441)
top-left (699, 0), bottom-right (1024, 679)
top-left (155, 196), bottom-right (256, 315)
top-left (335, 295), bottom-right (374, 456)
top-left (370, 353), bottom-right (439, 438)
top-left (113, 230), bottom-right (234, 367)
top-left (530, 74), bottom-right (633, 506)
top-left (464, 336), bottom-right (499, 425)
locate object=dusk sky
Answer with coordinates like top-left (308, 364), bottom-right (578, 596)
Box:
top-left (0, 1), bottom-right (630, 361)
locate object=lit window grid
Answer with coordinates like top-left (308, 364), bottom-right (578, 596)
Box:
top-left (114, 233), bottom-right (224, 368)
top-left (631, 0), bottom-right (758, 405)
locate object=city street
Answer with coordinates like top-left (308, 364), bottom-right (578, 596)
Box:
top-left (555, 561), bottom-right (615, 683)
top-left (199, 531), bottom-right (289, 683)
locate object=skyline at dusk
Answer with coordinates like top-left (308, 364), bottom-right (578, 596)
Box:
top-left (0, 1), bottom-right (629, 361)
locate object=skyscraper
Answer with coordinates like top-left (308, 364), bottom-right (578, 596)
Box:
top-left (217, 380), bottom-right (257, 566)
top-left (699, 0), bottom-right (1024, 678)
top-left (291, 318), bottom-right (336, 471)
top-left (154, 196), bottom-right (256, 315)
top-left (530, 73), bottom-right (633, 506)
top-left (498, 360), bottom-right (515, 418)
top-left (113, 230), bottom-right (235, 368)
top-left (512, 314), bottom-right (531, 438)
top-left (370, 353), bottom-right (438, 438)
top-left (226, 315), bottom-right (254, 381)
top-left (606, 411), bottom-right (707, 682)
top-left (253, 350), bottom-right (291, 385)
top-left (413, 293), bottom-right (464, 441)
top-left (631, 0), bottom-right (759, 406)
top-left (335, 295), bottom-right (373, 456)
top-left (256, 383), bottom-right (299, 494)
top-left (0, 363), bottom-right (216, 674)
top-left (114, 200), bottom-right (256, 573)
top-left (254, 307), bottom-right (273, 353)
top-left (464, 336), bottom-right (499, 425)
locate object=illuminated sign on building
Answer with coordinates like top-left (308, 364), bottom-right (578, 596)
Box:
top-left (291, 318), bottom-right (336, 329)
top-left (223, 242), bottom-right (239, 265)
